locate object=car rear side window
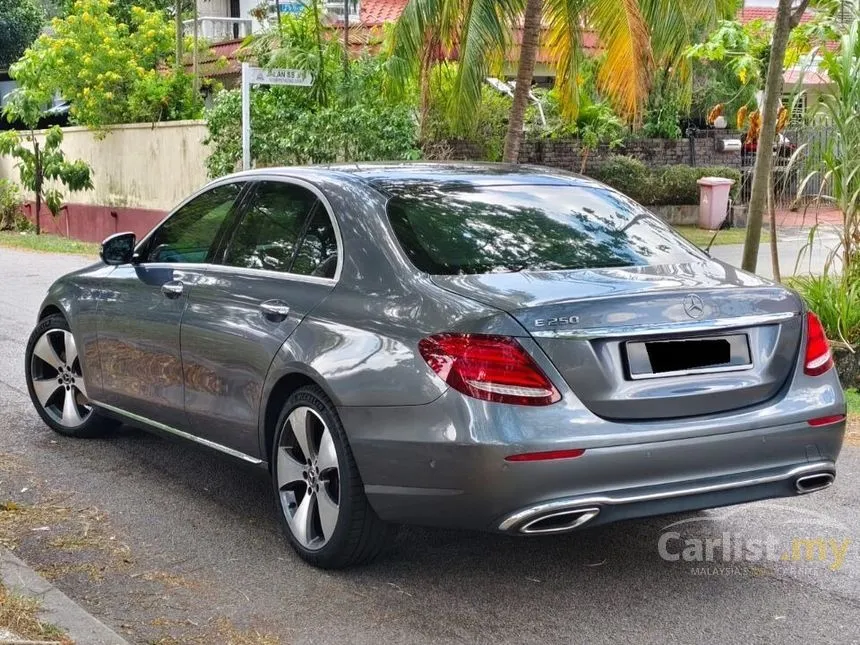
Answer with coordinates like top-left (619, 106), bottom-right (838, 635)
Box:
top-left (223, 181), bottom-right (318, 273)
top-left (143, 183), bottom-right (242, 264)
top-left (291, 204), bottom-right (339, 279)
top-left (384, 182), bottom-right (706, 275)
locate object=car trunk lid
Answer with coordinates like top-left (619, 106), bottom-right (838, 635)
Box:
top-left (432, 261), bottom-right (803, 420)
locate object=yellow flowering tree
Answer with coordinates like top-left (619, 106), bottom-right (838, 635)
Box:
top-left (10, 0), bottom-right (202, 128)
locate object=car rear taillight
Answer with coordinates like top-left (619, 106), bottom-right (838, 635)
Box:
top-left (804, 312), bottom-right (834, 377)
top-left (418, 333), bottom-right (561, 406)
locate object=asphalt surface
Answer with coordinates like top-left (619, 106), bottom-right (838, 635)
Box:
top-left (709, 226), bottom-right (842, 279)
top-left (0, 247), bottom-right (859, 644)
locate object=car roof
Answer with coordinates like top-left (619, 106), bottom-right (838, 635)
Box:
top-left (229, 162), bottom-right (599, 191)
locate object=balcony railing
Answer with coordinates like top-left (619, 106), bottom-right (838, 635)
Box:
top-left (183, 17), bottom-right (252, 42)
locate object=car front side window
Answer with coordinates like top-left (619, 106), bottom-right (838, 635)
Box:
top-left (142, 183), bottom-right (243, 264)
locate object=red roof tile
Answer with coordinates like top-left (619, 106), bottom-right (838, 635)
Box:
top-left (360, 0), bottom-right (408, 25)
top-left (738, 6), bottom-right (814, 23)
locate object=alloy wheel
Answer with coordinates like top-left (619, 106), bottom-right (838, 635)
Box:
top-left (29, 329), bottom-right (92, 428)
top-left (276, 406), bottom-right (341, 550)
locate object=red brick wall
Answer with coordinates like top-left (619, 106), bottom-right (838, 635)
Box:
top-left (22, 202), bottom-right (167, 244)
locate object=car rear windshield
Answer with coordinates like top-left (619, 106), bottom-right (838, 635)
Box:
top-left (383, 182), bottom-right (705, 275)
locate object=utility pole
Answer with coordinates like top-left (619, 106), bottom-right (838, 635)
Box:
top-left (343, 0), bottom-right (350, 94)
top-left (192, 0), bottom-right (199, 95)
top-left (174, 0), bottom-right (183, 71)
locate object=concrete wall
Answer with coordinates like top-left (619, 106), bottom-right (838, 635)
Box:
top-left (0, 120), bottom-right (210, 212)
top-left (1, 120), bottom-right (210, 242)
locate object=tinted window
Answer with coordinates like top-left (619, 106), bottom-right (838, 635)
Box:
top-left (223, 182), bottom-right (317, 272)
top-left (384, 182), bottom-right (706, 274)
top-left (144, 183), bottom-right (242, 263)
top-left (292, 204), bottom-right (339, 278)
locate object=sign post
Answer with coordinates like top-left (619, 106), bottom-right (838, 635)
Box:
top-left (241, 63), bottom-right (314, 171)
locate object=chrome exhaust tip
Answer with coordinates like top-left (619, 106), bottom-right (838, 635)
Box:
top-left (519, 507), bottom-right (600, 535)
top-left (795, 472), bottom-right (835, 494)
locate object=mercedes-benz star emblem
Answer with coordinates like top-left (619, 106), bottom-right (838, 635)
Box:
top-left (683, 294), bottom-right (705, 319)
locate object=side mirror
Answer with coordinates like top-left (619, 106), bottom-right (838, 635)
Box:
top-left (100, 232), bottom-right (136, 265)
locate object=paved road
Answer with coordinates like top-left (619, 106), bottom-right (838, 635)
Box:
top-left (0, 248), bottom-right (858, 644)
top-left (710, 227), bottom-right (842, 279)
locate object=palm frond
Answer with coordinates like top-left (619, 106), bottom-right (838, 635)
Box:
top-left (588, 0), bottom-right (652, 121)
top-left (544, 0), bottom-right (589, 119)
top-left (449, 0), bottom-right (524, 128)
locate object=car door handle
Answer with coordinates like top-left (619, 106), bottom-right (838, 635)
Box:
top-left (260, 300), bottom-right (290, 321)
top-left (161, 280), bottom-right (184, 299)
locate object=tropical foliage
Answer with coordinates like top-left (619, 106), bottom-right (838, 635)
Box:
top-left (204, 6), bottom-right (419, 177)
top-left (794, 17), bottom-right (860, 277)
top-left (387, 0), bottom-right (738, 133)
top-left (0, 0), bottom-right (43, 69)
top-left (0, 126), bottom-right (93, 236)
top-left (793, 273), bottom-right (860, 350)
top-left (9, 0), bottom-right (202, 129)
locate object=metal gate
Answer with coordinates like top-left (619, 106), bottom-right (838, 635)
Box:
top-left (738, 127), bottom-right (833, 207)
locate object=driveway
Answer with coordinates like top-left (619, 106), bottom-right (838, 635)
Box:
top-left (0, 248), bottom-right (858, 644)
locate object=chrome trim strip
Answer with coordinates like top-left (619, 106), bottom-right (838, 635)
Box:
top-left (497, 461), bottom-right (835, 531)
top-left (531, 311), bottom-right (798, 340)
top-left (91, 401), bottom-right (265, 465)
top-left (628, 362), bottom-right (754, 381)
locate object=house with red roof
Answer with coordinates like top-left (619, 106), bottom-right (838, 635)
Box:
top-left (190, 0), bottom-right (839, 109)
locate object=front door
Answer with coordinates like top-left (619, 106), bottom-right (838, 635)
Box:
top-left (95, 181), bottom-right (245, 428)
top-left (180, 179), bottom-right (340, 456)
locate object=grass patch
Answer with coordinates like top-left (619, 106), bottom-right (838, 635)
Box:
top-left (0, 231), bottom-right (99, 256)
top-left (673, 226), bottom-right (770, 248)
top-left (845, 389), bottom-right (860, 416)
top-left (845, 389), bottom-right (859, 447)
top-left (0, 582), bottom-right (71, 644)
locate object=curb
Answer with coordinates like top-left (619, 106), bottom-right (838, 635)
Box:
top-left (0, 548), bottom-right (130, 645)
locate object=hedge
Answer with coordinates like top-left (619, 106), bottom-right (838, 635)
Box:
top-left (588, 155), bottom-right (742, 206)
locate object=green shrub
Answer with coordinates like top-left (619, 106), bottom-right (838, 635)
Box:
top-left (588, 156), bottom-right (741, 206)
top-left (792, 273), bottom-right (860, 349)
top-left (588, 156), bottom-right (655, 205)
top-left (421, 64), bottom-right (512, 161)
top-left (658, 165), bottom-right (742, 205)
top-left (0, 179), bottom-right (23, 231)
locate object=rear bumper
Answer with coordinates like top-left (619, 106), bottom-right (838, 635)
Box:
top-left (496, 460), bottom-right (835, 534)
top-left (340, 385), bottom-right (845, 533)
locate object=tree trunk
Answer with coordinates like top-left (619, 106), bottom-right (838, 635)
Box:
top-left (174, 0), bottom-right (183, 71)
top-left (768, 172), bottom-right (781, 282)
top-left (418, 32), bottom-right (436, 142)
top-left (502, 0), bottom-right (542, 163)
top-left (343, 0), bottom-right (350, 86)
top-left (33, 139), bottom-right (41, 236)
top-left (741, 0), bottom-right (809, 272)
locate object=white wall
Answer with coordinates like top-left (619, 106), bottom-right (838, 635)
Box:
top-left (0, 120), bottom-right (211, 211)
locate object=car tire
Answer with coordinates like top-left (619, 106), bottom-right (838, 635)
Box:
top-left (272, 385), bottom-right (390, 568)
top-left (25, 314), bottom-right (118, 438)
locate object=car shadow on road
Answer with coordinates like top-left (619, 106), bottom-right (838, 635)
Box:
top-left (97, 423), bottom-right (701, 580)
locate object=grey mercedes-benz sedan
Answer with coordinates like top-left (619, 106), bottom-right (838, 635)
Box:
top-left (25, 163), bottom-right (845, 568)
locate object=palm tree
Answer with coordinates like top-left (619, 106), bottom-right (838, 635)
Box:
top-left (389, 0), bottom-right (738, 160)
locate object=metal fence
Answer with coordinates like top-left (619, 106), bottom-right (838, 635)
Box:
top-left (738, 127), bottom-right (834, 207)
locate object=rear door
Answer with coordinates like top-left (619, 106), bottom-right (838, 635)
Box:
top-left (180, 178), bottom-right (340, 455)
